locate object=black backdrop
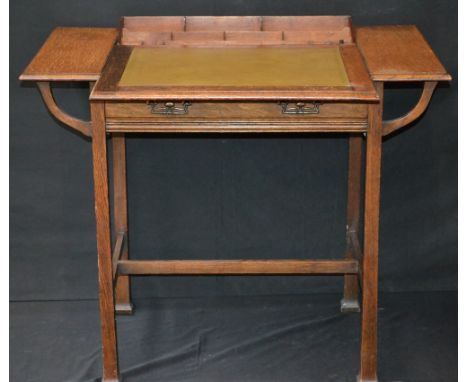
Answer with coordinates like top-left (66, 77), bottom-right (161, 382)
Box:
top-left (10, 0), bottom-right (457, 302)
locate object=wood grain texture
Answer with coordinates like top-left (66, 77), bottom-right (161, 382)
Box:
top-left (117, 259), bottom-right (359, 275)
top-left (342, 134), bottom-right (363, 313)
top-left (185, 16), bottom-right (262, 31)
top-left (350, 231), bottom-right (363, 263)
top-left (37, 81), bottom-right (91, 136)
top-left (20, 27), bottom-right (117, 81)
top-left (112, 232), bottom-right (125, 279)
top-left (105, 101), bottom-right (368, 133)
top-left (262, 16), bottom-right (350, 31)
top-left (123, 16), bottom-right (185, 32)
top-left (105, 101), bottom-right (368, 119)
top-left (112, 134), bottom-right (133, 314)
top-left (283, 29), bottom-right (351, 44)
top-left (383, 81), bottom-right (437, 135)
top-left (91, 102), bottom-right (120, 381)
top-left (105, 121), bottom-right (368, 134)
top-left (224, 31), bottom-right (283, 43)
top-left (356, 25), bottom-right (451, 81)
top-left (358, 83), bottom-right (383, 382)
top-left (120, 16), bottom-right (352, 46)
top-left (172, 31), bottom-right (225, 42)
top-left (340, 45), bottom-right (375, 92)
top-left (120, 30), bottom-right (171, 46)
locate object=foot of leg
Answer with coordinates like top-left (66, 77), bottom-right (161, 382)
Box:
top-left (115, 302), bottom-right (134, 315)
top-left (356, 375), bottom-right (378, 382)
top-left (341, 298), bottom-right (361, 313)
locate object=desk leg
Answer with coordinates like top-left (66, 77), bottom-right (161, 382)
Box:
top-left (112, 133), bottom-right (133, 315)
top-left (91, 102), bottom-right (121, 382)
top-left (341, 134), bottom-right (362, 313)
top-left (358, 100), bottom-right (382, 382)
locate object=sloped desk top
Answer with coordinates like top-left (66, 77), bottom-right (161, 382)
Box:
top-left (118, 47), bottom-right (350, 87)
top-left (91, 44), bottom-right (376, 101)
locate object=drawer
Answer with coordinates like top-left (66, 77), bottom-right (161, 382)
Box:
top-left (105, 101), bottom-right (369, 133)
top-left (106, 101), bottom-right (367, 119)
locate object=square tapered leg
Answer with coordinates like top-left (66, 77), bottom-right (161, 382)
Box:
top-left (112, 133), bottom-right (133, 315)
top-left (342, 134), bottom-right (363, 313)
top-left (358, 94), bottom-right (383, 382)
top-left (91, 101), bottom-right (121, 381)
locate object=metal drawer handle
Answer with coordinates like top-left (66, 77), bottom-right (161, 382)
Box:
top-left (147, 101), bottom-right (191, 115)
top-left (280, 102), bottom-right (320, 115)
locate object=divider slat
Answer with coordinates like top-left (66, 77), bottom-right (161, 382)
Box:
top-left (185, 16), bottom-right (262, 31)
top-left (123, 16), bottom-right (185, 31)
top-left (262, 16), bottom-right (351, 31)
top-left (225, 31), bottom-right (283, 43)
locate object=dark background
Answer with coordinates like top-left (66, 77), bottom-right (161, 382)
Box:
top-left (10, 1), bottom-right (457, 381)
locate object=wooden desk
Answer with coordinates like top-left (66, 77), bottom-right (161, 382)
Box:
top-left (19, 16), bottom-right (451, 382)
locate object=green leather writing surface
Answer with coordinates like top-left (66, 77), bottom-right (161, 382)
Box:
top-left (119, 47), bottom-right (350, 87)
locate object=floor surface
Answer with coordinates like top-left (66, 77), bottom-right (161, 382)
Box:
top-left (10, 292), bottom-right (456, 382)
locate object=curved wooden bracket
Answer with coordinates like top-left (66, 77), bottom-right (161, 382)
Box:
top-left (37, 81), bottom-right (92, 137)
top-left (382, 81), bottom-right (437, 136)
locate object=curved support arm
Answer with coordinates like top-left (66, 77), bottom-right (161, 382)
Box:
top-left (37, 81), bottom-right (92, 137)
top-left (382, 81), bottom-right (437, 136)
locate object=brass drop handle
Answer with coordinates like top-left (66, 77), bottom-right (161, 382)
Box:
top-left (147, 101), bottom-right (191, 115)
top-left (280, 102), bottom-right (321, 115)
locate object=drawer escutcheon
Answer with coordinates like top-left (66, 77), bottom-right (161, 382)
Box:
top-left (280, 102), bottom-right (321, 115)
top-left (147, 101), bottom-right (191, 115)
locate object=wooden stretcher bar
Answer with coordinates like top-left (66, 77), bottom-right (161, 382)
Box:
top-left (116, 259), bottom-right (359, 276)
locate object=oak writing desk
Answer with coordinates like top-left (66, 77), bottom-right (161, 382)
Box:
top-left (20, 16), bottom-right (451, 382)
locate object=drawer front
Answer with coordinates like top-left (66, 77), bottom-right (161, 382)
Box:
top-left (105, 101), bottom-right (369, 133)
top-left (106, 101), bottom-right (367, 119)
